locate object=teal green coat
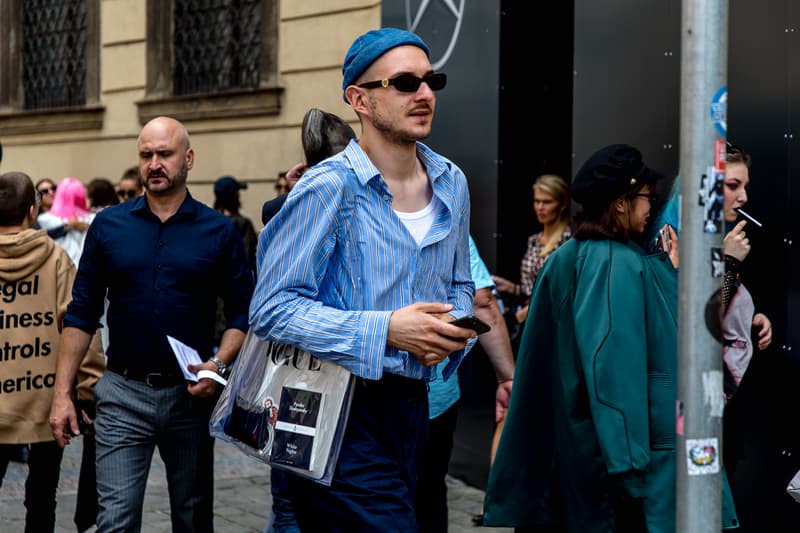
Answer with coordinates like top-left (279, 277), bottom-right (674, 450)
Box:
top-left (483, 238), bottom-right (738, 532)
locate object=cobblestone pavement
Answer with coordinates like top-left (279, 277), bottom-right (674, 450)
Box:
top-left (0, 436), bottom-right (512, 532)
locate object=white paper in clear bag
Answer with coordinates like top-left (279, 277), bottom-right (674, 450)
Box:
top-left (209, 328), bottom-right (355, 485)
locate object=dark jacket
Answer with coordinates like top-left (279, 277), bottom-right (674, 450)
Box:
top-left (230, 213), bottom-right (257, 276)
top-left (261, 194), bottom-right (288, 226)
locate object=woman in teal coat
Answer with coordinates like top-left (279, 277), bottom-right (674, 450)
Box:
top-left (483, 144), bottom-right (738, 532)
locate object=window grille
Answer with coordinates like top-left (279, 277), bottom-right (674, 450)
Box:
top-left (173, 0), bottom-right (263, 96)
top-left (21, 0), bottom-right (87, 110)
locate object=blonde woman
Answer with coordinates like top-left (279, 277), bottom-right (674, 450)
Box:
top-left (493, 174), bottom-right (572, 324)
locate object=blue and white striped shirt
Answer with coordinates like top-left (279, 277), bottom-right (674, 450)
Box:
top-left (249, 139), bottom-right (475, 381)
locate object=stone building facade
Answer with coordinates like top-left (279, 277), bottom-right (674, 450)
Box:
top-left (0, 0), bottom-right (379, 227)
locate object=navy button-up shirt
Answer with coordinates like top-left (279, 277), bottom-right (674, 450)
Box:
top-left (65, 192), bottom-right (254, 374)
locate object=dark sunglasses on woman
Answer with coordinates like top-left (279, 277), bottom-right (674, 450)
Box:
top-left (117, 189), bottom-right (138, 199)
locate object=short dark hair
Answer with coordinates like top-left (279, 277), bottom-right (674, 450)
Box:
top-left (87, 177), bottom-right (120, 208)
top-left (214, 192), bottom-right (241, 214)
top-left (0, 172), bottom-right (36, 226)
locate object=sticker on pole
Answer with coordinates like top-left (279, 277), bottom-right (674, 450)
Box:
top-left (714, 139), bottom-right (726, 173)
top-left (686, 438), bottom-right (720, 475)
top-left (699, 167), bottom-right (725, 233)
top-left (711, 86), bottom-right (727, 136)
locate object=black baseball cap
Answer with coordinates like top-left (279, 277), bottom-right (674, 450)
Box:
top-left (214, 176), bottom-right (247, 196)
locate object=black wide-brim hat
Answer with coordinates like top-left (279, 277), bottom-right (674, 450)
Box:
top-left (571, 144), bottom-right (665, 211)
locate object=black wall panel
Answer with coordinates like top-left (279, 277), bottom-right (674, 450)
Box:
top-left (726, 1), bottom-right (800, 530)
top-left (383, 0), bottom-right (501, 269)
top-left (494, 2), bottom-right (575, 283)
top-left (572, 0), bottom-right (680, 182)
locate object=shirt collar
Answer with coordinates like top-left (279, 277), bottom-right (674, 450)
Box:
top-left (341, 139), bottom-right (449, 187)
top-left (130, 189), bottom-right (198, 221)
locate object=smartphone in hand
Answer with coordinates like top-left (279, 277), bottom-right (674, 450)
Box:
top-left (450, 315), bottom-right (491, 335)
top-left (654, 224), bottom-right (673, 254)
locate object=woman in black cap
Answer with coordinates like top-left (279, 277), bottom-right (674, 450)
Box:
top-left (484, 144), bottom-right (738, 532)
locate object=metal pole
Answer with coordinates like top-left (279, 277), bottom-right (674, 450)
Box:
top-left (677, 0), bottom-right (727, 531)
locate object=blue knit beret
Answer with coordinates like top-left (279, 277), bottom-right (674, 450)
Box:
top-left (341, 28), bottom-right (430, 103)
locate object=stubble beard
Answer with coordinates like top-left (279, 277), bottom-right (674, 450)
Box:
top-left (145, 161), bottom-right (189, 196)
top-left (369, 100), bottom-right (431, 145)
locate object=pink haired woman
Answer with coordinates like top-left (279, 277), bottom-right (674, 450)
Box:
top-left (36, 177), bottom-right (94, 266)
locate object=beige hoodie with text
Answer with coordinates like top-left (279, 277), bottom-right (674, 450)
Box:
top-left (0, 229), bottom-right (104, 443)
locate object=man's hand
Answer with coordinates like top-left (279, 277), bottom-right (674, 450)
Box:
top-left (49, 392), bottom-right (79, 447)
top-left (724, 220), bottom-right (750, 262)
top-left (387, 302), bottom-right (475, 366)
top-left (752, 312), bottom-right (772, 351)
top-left (66, 217), bottom-right (90, 233)
top-left (187, 360), bottom-right (220, 397)
top-left (50, 327), bottom-right (93, 447)
top-left (514, 304), bottom-right (528, 324)
top-left (664, 225), bottom-right (680, 268)
top-left (472, 286), bottom-right (515, 419)
top-left (76, 400), bottom-right (96, 435)
top-left (188, 328), bottom-right (243, 397)
top-left (285, 162), bottom-right (308, 189)
top-left (490, 275), bottom-right (516, 295)
top-left (495, 379), bottom-right (513, 423)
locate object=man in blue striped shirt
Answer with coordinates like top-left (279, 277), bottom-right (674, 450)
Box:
top-left (249, 28), bottom-right (477, 531)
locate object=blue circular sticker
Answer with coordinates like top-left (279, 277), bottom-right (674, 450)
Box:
top-left (710, 86), bottom-right (727, 136)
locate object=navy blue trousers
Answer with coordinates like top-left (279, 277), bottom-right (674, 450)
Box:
top-left (287, 373), bottom-right (429, 532)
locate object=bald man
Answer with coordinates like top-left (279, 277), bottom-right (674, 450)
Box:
top-left (49, 117), bottom-right (254, 531)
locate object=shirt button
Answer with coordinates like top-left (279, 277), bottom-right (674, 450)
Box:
top-left (383, 194), bottom-right (390, 201)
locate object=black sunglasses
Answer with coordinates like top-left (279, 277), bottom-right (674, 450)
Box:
top-left (117, 189), bottom-right (137, 199)
top-left (631, 193), bottom-right (659, 205)
top-left (37, 186), bottom-right (56, 195)
top-left (358, 73), bottom-right (447, 93)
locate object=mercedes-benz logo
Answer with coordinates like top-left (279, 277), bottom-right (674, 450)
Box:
top-left (405, 0), bottom-right (465, 71)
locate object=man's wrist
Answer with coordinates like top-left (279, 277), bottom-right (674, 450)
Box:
top-left (209, 356), bottom-right (231, 379)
